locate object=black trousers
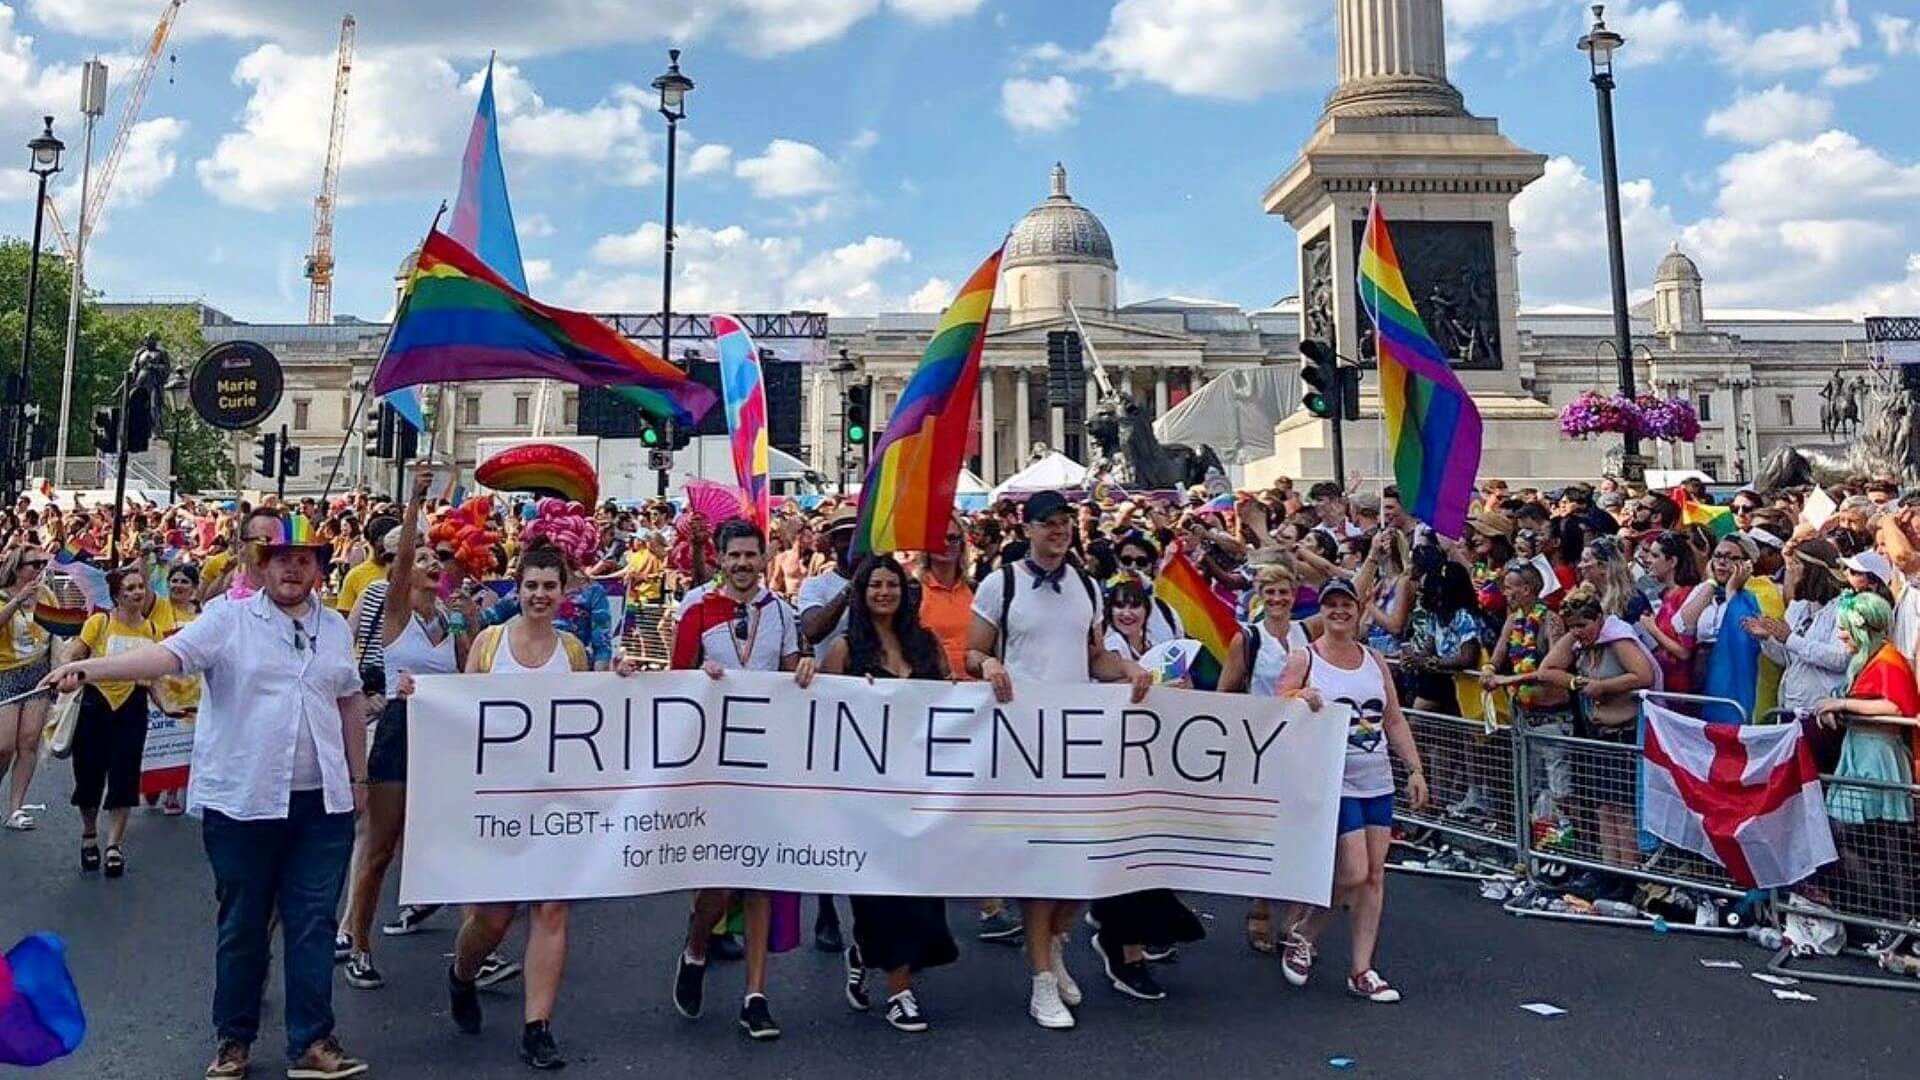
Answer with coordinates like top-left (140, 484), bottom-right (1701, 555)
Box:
top-left (70, 684), bottom-right (149, 812)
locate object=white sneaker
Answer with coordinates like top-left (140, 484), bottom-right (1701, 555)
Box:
top-left (1049, 934), bottom-right (1082, 1006)
top-left (1028, 972), bottom-right (1074, 1030)
top-left (1347, 968), bottom-right (1402, 1003)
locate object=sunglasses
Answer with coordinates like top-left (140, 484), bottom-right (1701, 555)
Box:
top-left (434, 549), bottom-right (457, 561)
top-left (1118, 555), bottom-right (1154, 569)
top-left (732, 605), bottom-right (751, 642)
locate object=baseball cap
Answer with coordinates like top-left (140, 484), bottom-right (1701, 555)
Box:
top-left (1023, 490), bottom-right (1073, 524)
top-left (1843, 551), bottom-right (1896, 585)
top-left (1318, 577), bottom-right (1360, 603)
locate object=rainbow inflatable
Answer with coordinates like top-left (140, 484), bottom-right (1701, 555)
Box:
top-left (476, 443), bottom-right (599, 507)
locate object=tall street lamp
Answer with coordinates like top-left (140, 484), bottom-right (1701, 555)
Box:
top-left (164, 364), bottom-right (190, 504)
top-left (1578, 5), bottom-right (1641, 479)
top-left (10, 115), bottom-right (63, 504)
top-left (652, 49), bottom-right (694, 498)
top-left (830, 347), bottom-right (858, 493)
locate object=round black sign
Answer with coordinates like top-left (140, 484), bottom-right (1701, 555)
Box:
top-left (190, 341), bottom-right (284, 431)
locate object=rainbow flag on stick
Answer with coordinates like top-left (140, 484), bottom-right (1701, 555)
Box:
top-left (1674, 488), bottom-right (1737, 539)
top-left (1153, 541), bottom-right (1239, 692)
top-left (1358, 195), bottom-right (1483, 539)
top-left (713, 314), bottom-right (771, 533)
top-left (854, 246), bottom-right (1004, 556)
top-left (372, 230), bottom-right (716, 427)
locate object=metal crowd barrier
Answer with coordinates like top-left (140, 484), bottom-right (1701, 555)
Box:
top-left (620, 601), bottom-right (675, 670)
top-left (1388, 708), bottom-right (1522, 878)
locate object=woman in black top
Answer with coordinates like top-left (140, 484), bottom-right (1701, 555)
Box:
top-left (817, 555), bottom-right (959, 1033)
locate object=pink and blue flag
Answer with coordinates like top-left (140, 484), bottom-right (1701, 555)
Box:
top-left (712, 314), bottom-right (770, 532)
top-left (450, 57), bottom-right (527, 292)
top-left (0, 933), bottom-right (86, 1066)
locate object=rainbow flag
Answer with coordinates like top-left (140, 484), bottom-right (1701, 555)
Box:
top-left (50, 545), bottom-right (109, 614)
top-left (854, 246), bottom-right (1004, 556)
top-left (1153, 541), bottom-right (1239, 692)
top-left (1358, 195), bottom-right (1482, 539)
top-left (372, 230), bottom-right (716, 427)
top-left (0, 933), bottom-right (86, 1066)
top-left (1674, 488), bottom-right (1737, 539)
top-left (713, 314), bottom-right (770, 533)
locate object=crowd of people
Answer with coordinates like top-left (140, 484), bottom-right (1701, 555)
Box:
top-left (2, 464), bottom-right (1917, 1078)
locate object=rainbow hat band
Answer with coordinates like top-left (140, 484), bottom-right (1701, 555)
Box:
top-left (255, 513), bottom-right (328, 550)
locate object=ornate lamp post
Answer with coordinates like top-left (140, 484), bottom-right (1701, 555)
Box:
top-left (651, 49), bottom-right (694, 497)
top-left (164, 365), bottom-right (190, 503)
top-left (1578, 5), bottom-right (1641, 478)
top-left (10, 116), bottom-right (63, 503)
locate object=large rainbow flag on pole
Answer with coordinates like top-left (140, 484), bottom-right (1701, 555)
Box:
top-left (713, 314), bottom-right (770, 532)
top-left (1358, 194), bottom-right (1482, 539)
top-left (1153, 541), bottom-right (1239, 692)
top-left (372, 230), bottom-right (716, 427)
top-left (853, 246), bottom-right (1004, 556)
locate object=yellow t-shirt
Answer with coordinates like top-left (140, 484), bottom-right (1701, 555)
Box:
top-left (0, 607), bottom-right (49, 671)
top-left (335, 558), bottom-right (384, 614)
top-left (201, 550), bottom-right (236, 590)
top-left (156, 605), bottom-right (202, 714)
top-left (79, 610), bottom-right (169, 709)
top-left (625, 549), bottom-right (664, 603)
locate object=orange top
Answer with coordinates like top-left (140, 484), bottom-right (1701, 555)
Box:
top-left (917, 569), bottom-right (974, 680)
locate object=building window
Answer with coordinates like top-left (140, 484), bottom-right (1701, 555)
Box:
top-left (1698, 456), bottom-right (1723, 480)
top-left (1696, 393), bottom-right (1713, 423)
top-left (563, 392), bottom-right (579, 427)
top-left (293, 399), bottom-right (310, 431)
top-left (1777, 395), bottom-right (1795, 427)
top-left (514, 394), bottom-right (531, 427)
top-left (462, 394), bottom-right (481, 426)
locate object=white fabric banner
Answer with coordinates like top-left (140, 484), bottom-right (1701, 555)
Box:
top-left (400, 670), bottom-right (1345, 906)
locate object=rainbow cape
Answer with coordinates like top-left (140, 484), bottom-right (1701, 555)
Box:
top-left (1673, 488), bottom-right (1737, 539)
top-left (713, 314), bottom-right (771, 533)
top-left (1153, 541), bottom-right (1239, 692)
top-left (1358, 195), bottom-right (1482, 539)
top-left (372, 229), bottom-right (716, 427)
top-left (853, 246), bottom-right (1004, 556)
top-left (0, 933), bottom-right (85, 1066)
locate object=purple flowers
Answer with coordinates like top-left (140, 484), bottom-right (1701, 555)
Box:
top-left (1558, 391), bottom-right (1699, 443)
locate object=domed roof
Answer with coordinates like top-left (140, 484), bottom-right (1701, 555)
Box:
top-left (1004, 163), bottom-right (1116, 271)
top-left (1655, 243), bottom-right (1701, 284)
top-left (397, 243), bottom-right (422, 281)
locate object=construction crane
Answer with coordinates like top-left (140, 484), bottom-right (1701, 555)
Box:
top-left (305, 14), bottom-right (355, 325)
top-left (83, 0), bottom-right (186, 244)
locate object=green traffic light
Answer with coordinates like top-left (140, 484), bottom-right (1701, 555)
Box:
top-left (848, 423), bottom-right (866, 444)
top-left (642, 426), bottom-right (660, 446)
top-left (1304, 392), bottom-right (1331, 418)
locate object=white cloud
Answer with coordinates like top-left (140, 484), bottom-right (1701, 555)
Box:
top-left (1821, 63), bottom-right (1879, 87)
top-left (524, 257), bottom-right (553, 288)
top-left (733, 139), bottom-right (841, 198)
top-left (1510, 155), bottom-right (1680, 307)
top-left (487, 68), bottom-right (661, 186)
top-left (886, 0), bottom-right (983, 21)
top-left (688, 143), bottom-right (734, 176)
top-left (1089, 0), bottom-right (1325, 101)
top-left (518, 212), bottom-right (555, 239)
top-left (846, 128), bottom-right (879, 152)
top-left (1875, 13), bottom-right (1919, 55)
top-left (573, 220), bottom-right (922, 315)
top-left (906, 276), bottom-right (955, 312)
top-left (1605, 0), bottom-right (1865, 79)
top-left (1000, 75), bottom-right (1083, 134)
top-left (1712, 130), bottom-right (1920, 223)
top-left (1702, 85), bottom-right (1832, 144)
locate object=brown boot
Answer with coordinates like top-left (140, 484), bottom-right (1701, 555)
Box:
top-left (285, 1035), bottom-right (368, 1079)
top-left (204, 1040), bottom-right (250, 1079)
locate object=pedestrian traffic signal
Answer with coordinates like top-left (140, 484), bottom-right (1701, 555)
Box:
top-left (639, 417), bottom-right (662, 447)
top-left (255, 432), bottom-right (279, 478)
top-left (845, 385), bottom-right (870, 446)
top-left (1299, 339), bottom-right (1340, 420)
top-left (280, 441), bottom-right (302, 478)
top-left (124, 387), bottom-right (155, 454)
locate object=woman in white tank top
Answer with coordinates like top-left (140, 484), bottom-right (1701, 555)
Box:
top-left (433, 539), bottom-right (641, 1070)
top-left (1274, 577), bottom-right (1428, 1005)
top-left (1219, 559), bottom-right (1315, 954)
top-left (345, 466), bottom-right (469, 987)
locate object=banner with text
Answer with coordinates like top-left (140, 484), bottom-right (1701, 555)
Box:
top-left (400, 670), bottom-right (1346, 906)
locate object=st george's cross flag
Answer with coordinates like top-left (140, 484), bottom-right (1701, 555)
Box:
top-left (1641, 701), bottom-right (1838, 888)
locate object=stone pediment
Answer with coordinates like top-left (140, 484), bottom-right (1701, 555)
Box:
top-left (990, 313), bottom-right (1201, 348)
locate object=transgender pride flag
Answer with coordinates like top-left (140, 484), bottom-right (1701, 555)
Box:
top-left (712, 314), bottom-right (770, 532)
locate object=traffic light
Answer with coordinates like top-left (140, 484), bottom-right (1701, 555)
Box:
top-left (280, 441), bottom-right (302, 478)
top-left (124, 387), bottom-right (155, 454)
top-left (372, 402), bottom-right (419, 459)
top-left (366, 402), bottom-right (388, 459)
top-left (844, 384), bottom-right (870, 447)
top-left (639, 416), bottom-right (663, 447)
top-left (1045, 330), bottom-right (1086, 409)
top-left (1339, 365), bottom-right (1363, 420)
top-left (255, 431), bottom-right (279, 478)
top-left (92, 408), bottom-right (119, 455)
top-left (1299, 339), bottom-right (1340, 419)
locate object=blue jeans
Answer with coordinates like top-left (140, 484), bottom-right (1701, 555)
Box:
top-left (201, 790), bottom-right (355, 1061)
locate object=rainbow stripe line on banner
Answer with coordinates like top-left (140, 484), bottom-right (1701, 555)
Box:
top-left (713, 314), bottom-right (771, 533)
top-left (1358, 195), bottom-right (1483, 539)
top-left (854, 246), bottom-right (1004, 556)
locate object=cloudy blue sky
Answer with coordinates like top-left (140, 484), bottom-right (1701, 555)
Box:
top-left (2, 0), bottom-right (1917, 324)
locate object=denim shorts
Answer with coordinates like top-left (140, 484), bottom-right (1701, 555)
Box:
top-left (1338, 793), bottom-right (1395, 834)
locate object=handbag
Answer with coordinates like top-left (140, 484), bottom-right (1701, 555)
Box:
top-left (44, 691), bottom-right (80, 760)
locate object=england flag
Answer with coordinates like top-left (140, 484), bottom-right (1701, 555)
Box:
top-left (1640, 701), bottom-right (1838, 889)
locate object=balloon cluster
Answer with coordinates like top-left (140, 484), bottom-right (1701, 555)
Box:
top-left (521, 498), bottom-right (598, 570)
top-left (429, 496), bottom-right (503, 579)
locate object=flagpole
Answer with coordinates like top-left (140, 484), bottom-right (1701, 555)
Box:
top-left (1360, 187), bottom-right (1389, 497)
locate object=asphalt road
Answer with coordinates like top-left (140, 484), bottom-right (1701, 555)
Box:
top-left (5, 767), bottom-right (1917, 1080)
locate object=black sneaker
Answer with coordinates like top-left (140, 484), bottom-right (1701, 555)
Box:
top-left (519, 1020), bottom-right (565, 1071)
top-left (884, 989), bottom-right (929, 1033)
top-left (448, 965), bottom-right (482, 1034)
top-left (343, 952), bottom-right (384, 990)
top-left (738, 994), bottom-right (781, 1040)
top-left (1142, 943), bottom-right (1178, 963)
top-left (672, 951), bottom-right (706, 1020)
top-left (474, 951), bottom-right (523, 988)
top-left (382, 904), bottom-right (441, 937)
top-left (333, 931), bottom-right (352, 963)
top-left (977, 907), bottom-right (1024, 943)
top-left (708, 933), bottom-right (745, 962)
top-left (844, 945), bottom-right (869, 1011)
top-left (1090, 933), bottom-right (1167, 1001)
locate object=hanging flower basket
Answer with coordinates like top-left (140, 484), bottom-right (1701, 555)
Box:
top-left (1558, 390), bottom-right (1644, 439)
top-left (1636, 394), bottom-right (1701, 443)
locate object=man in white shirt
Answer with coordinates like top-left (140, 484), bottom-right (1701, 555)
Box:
top-left (966, 490), bottom-right (1151, 1031)
top-left (45, 515), bottom-right (370, 1080)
